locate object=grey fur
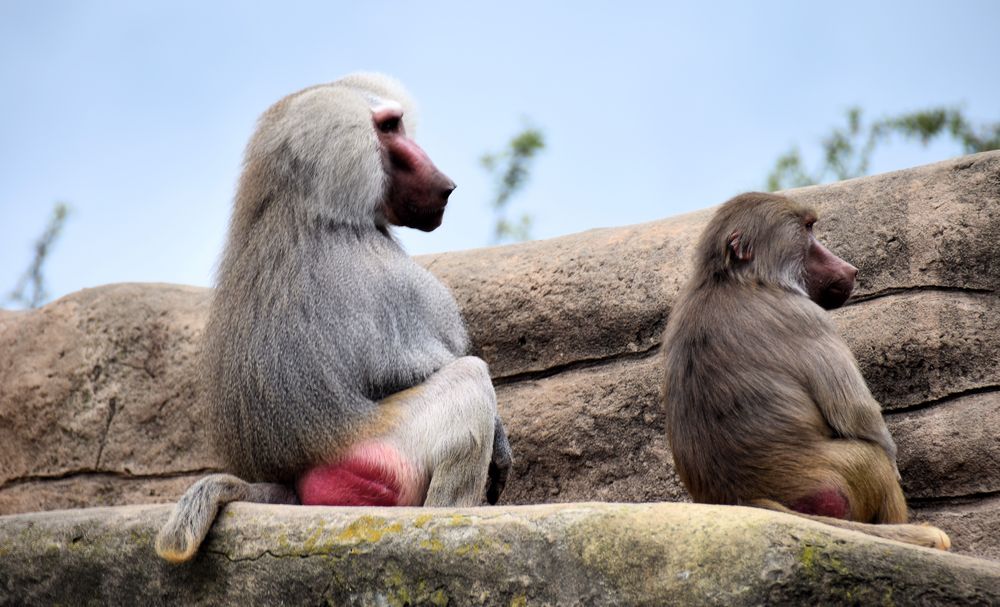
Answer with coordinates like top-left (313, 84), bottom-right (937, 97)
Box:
top-left (155, 474), bottom-right (296, 563)
top-left (156, 74), bottom-right (508, 563)
top-left (390, 356), bottom-right (497, 506)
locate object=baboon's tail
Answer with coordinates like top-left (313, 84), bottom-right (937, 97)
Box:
top-left (750, 499), bottom-right (950, 550)
top-left (155, 473), bottom-right (298, 563)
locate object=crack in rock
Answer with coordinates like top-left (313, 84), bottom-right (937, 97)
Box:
top-left (94, 397), bottom-right (118, 469)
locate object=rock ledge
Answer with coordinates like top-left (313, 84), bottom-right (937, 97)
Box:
top-left (1, 502), bottom-right (999, 606)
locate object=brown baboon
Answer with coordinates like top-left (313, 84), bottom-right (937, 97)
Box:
top-left (156, 73), bottom-right (512, 563)
top-left (661, 192), bottom-right (948, 550)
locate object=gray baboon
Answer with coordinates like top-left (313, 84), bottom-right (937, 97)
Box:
top-left (156, 73), bottom-right (512, 563)
top-left (661, 192), bottom-right (948, 550)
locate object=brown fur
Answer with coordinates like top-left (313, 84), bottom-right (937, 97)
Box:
top-left (661, 192), bottom-right (949, 550)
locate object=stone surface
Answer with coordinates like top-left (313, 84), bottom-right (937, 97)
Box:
top-left (496, 355), bottom-right (683, 506)
top-left (891, 391), bottom-right (1000, 500)
top-left (0, 284), bottom-right (216, 484)
top-left (421, 212), bottom-right (704, 379)
top-left (423, 151), bottom-right (1000, 380)
top-left (914, 496), bottom-right (1000, 564)
top-left (0, 474), bottom-right (201, 517)
top-left (2, 502), bottom-right (999, 606)
top-left (1, 151), bottom-right (999, 566)
top-left (835, 291), bottom-right (1000, 410)
top-left (791, 154), bottom-right (1000, 297)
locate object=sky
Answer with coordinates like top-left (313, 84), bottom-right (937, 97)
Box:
top-left (1, 1), bottom-right (998, 307)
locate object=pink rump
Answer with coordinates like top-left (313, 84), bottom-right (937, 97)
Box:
top-left (296, 442), bottom-right (424, 507)
top-left (790, 488), bottom-right (850, 519)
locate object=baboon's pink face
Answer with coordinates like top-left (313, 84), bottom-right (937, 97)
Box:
top-left (373, 106), bottom-right (455, 232)
top-left (802, 214), bottom-right (858, 310)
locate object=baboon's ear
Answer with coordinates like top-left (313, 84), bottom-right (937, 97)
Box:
top-left (728, 230), bottom-right (753, 263)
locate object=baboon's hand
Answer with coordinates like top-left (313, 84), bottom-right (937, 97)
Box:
top-left (486, 416), bottom-right (512, 504)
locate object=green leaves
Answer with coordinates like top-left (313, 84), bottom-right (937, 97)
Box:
top-left (767, 106), bottom-right (1000, 192)
top-left (7, 202), bottom-right (71, 309)
top-left (481, 125), bottom-right (546, 244)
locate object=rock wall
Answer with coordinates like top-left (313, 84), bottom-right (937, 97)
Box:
top-left (2, 151), bottom-right (998, 561)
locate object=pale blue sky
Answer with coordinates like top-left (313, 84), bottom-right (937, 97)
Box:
top-left (2, 1), bottom-right (998, 306)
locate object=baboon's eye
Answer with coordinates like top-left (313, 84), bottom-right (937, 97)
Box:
top-left (377, 116), bottom-right (402, 134)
